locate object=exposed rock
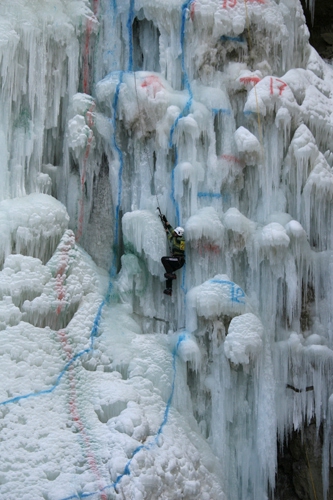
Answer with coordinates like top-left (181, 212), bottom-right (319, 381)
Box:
top-left (274, 421), bottom-right (333, 500)
top-left (301, 1), bottom-right (333, 59)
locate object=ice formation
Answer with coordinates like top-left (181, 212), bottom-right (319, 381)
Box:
top-left (0, 0), bottom-right (333, 499)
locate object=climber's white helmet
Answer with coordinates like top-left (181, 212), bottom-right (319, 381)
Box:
top-left (174, 227), bottom-right (184, 237)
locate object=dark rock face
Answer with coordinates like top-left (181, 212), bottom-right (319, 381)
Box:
top-left (273, 5), bottom-right (333, 497)
top-left (274, 421), bottom-right (333, 500)
top-left (301, 0), bottom-right (333, 59)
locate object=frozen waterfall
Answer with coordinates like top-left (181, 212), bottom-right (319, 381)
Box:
top-left (0, 0), bottom-right (332, 499)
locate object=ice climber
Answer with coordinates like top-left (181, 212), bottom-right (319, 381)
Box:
top-left (159, 211), bottom-right (185, 296)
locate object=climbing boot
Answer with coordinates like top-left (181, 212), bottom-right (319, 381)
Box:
top-left (163, 288), bottom-right (172, 296)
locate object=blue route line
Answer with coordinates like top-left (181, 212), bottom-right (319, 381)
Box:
top-left (171, 167), bottom-right (180, 227)
top-left (0, 301), bottom-right (105, 409)
top-left (0, 351), bottom-right (88, 407)
top-left (169, 0), bottom-right (195, 227)
top-left (127, 0), bottom-right (135, 72)
top-left (109, 1), bottom-right (134, 276)
top-left (59, 334), bottom-right (186, 500)
top-left (198, 192), bottom-right (222, 199)
top-left (111, 0), bottom-right (117, 16)
top-left (197, 191), bottom-right (231, 204)
top-left (220, 34), bottom-right (245, 43)
top-left (212, 108), bottom-right (232, 115)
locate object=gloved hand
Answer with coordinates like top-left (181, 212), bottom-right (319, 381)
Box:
top-left (162, 215), bottom-right (167, 224)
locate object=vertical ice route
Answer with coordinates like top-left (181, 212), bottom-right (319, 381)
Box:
top-left (166, 1), bottom-right (195, 300)
top-left (169, 0), bottom-right (195, 227)
top-left (59, 3), bottom-right (191, 496)
top-left (76, 0), bottom-right (99, 243)
top-left (110, 70), bottom-right (125, 279)
top-left (75, 102), bottom-right (95, 243)
top-left (0, 4), bottom-right (189, 499)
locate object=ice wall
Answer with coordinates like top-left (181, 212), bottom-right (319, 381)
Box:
top-left (1, 0), bottom-right (333, 499)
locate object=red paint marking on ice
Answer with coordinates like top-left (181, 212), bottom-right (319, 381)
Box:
top-left (270, 77), bottom-right (287, 96)
top-left (75, 135), bottom-right (93, 243)
top-left (83, 18), bottom-right (94, 95)
top-left (141, 75), bottom-right (165, 98)
top-left (86, 102), bottom-right (96, 128)
top-left (76, 102), bottom-right (95, 243)
top-left (190, 1), bottom-right (196, 20)
top-left (196, 242), bottom-right (221, 256)
top-left (83, 0), bottom-right (99, 91)
top-left (223, 0), bottom-right (264, 6)
top-left (92, 0), bottom-right (99, 15)
top-left (240, 76), bottom-right (261, 85)
top-left (57, 330), bottom-right (107, 500)
top-left (276, 78), bottom-right (287, 96)
top-left (221, 154), bottom-right (242, 164)
top-left (55, 234), bottom-right (75, 315)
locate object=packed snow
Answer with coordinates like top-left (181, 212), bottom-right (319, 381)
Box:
top-left (0, 0), bottom-right (333, 499)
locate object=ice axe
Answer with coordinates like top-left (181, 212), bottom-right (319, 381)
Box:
top-left (157, 207), bottom-right (167, 228)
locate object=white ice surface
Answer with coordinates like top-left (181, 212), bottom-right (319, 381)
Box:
top-left (1, 0), bottom-right (333, 499)
top-left (224, 313), bottom-right (264, 365)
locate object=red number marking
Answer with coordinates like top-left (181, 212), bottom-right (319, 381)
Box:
top-left (276, 78), bottom-right (287, 96)
top-left (270, 77), bottom-right (287, 96)
top-left (240, 76), bottom-right (261, 85)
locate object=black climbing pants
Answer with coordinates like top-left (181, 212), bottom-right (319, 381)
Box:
top-left (161, 256), bottom-right (185, 289)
